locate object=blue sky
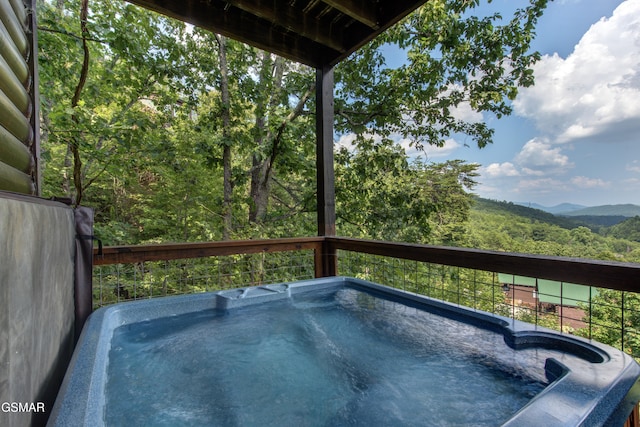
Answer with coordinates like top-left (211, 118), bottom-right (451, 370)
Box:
top-left (386, 0), bottom-right (640, 207)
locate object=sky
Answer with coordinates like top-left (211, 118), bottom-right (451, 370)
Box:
top-left (386, 0), bottom-right (640, 207)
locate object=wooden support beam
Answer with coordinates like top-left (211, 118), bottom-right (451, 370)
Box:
top-left (225, 0), bottom-right (348, 53)
top-left (316, 66), bottom-right (337, 277)
top-left (316, 66), bottom-right (336, 238)
top-left (321, 0), bottom-right (379, 29)
top-left (126, 0), bottom-right (340, 68)
top-left (321, 237), bottom-right (337, 277)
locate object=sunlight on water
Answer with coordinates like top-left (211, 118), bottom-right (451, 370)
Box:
top-left (106, 287), bottom-right (558, 426)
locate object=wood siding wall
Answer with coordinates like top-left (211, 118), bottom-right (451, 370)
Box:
top-left (0, 0), bottom-right (38, 195)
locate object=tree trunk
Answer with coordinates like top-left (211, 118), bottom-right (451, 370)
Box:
top-left (69, 0), bottom-right (90, 206)
top-left (63, 144), bottom-right (72, 197)
top-left (216, 34), bottom-right (233, 239)
top-left (249, 161), bottom-right (271, 223)
top-left (248, 53), bottom-right (284, 223)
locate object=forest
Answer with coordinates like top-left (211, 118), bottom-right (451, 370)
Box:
top-left (37, 0), bottom-right (547, 245)
top-left (40, 0), bottom-right (640, 257)
top-left (467, 198), bottom-right (640, 263)
top-left (37, 0), bottom-right (640, 356)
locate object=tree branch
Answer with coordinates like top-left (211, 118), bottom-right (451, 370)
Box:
top-left (266, 84), bottom-right (314, 178)
top-left (70, 0), bottom-right (90, 206)
top-left (38, 25), bottom-right (105, 43)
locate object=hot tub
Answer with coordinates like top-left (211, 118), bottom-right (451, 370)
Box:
top-left (49, 277), bottom-right (640, 426)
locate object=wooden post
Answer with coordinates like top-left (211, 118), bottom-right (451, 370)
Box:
top-left (316, 66), bottom-right (337, 277)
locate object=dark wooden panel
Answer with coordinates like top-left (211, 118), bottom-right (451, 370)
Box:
top-left (332, 0), bottom-right (430, 65)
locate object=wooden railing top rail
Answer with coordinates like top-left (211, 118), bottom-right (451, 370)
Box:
top-left (93, 237), bottom-right (324, 266)
top-left (328, 237), bottom-right (640, 293)
top-left (92, 236), bottom-right (640, 293)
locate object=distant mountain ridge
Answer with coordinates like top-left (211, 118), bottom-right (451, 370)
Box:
top-left (516, 202), bottom-right (588, 215)
top-left (474, 197), bottom-right (640, 232)
top-left (474, 198), bottom-right (640, 242)
top-left (475, 198), bottom-right (584, 230)
top-left (515, 202), bottom-right (640, 217)
top-left (561, 204), bottom-right (640, 217)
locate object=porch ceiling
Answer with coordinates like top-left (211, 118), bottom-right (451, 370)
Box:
top-left (126, 0), bottom-right (429, 68)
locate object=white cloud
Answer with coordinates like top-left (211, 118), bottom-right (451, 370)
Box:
top-left (450, 100), bottom-right (483, 124)
top-left (440, 84), bottom-right (484, 123)
top-left (482, 162), bottom-right (520, 177)
top-left (514, 0), bottom-right (640, 143)
top-left (623, 177), bottom-right (640, 186)
top-left (627, 160), bottom-right (640, 173)
top-left (477, 138), bottom-right (592, 200)
top-left (479, 139), bottom-right (573, 186)
top-left (335, 132), bottom-right (462, 160)
top-left (335, 133), bottom-right (358, 151)
top-left (514, 138), bottom-right (573, 171)
top-left (570, 176), bottom-right (610, 189)
top-left (516, 177), bottom-right (572, 194)
top-left (422, 138), bottom-right (461, 158)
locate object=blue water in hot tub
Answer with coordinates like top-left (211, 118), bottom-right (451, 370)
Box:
top-left (106, 286), bottom-right (553, 426)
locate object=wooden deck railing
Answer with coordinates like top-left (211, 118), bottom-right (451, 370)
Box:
top-left (94, 236), bottom-right (326, 272)
top-left (325, 237), bottom-right (640, 292)
top-left (93, 236), bottom-right (640, 293)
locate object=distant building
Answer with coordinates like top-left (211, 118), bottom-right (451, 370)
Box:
top-left (498, 273), bottom-right (598, 330)
top-left (498, 273), bottom-right (596, 308)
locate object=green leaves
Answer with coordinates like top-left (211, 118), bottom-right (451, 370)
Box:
top-left (336, 0), bottom-right (548, 149)
top-left (38, 0), bottom-right (546, 243)
top-left (335, 137), bottom-right (479, 243)
top-left (39, 0), bottom-right (319, 240)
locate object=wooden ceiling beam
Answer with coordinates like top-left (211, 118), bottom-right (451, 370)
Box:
top-left (331, 0), bottom-right (430, 64)
top-left (127, 0), bottom-right (341, 67)
top-left (225, 0), bottom-right (348, 53)
top-left (321, 0), bottom-right (379, 29)
top-left (126, 0), bottom-right (430, 67)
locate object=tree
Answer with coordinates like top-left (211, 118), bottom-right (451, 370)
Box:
top-left (246, 54), bottom-right (314, 224)
top-left (38, 0), bottom-right (190, 207)
top-left (335, 138), bottom-right (478, 243)
top-left (606, 217), bottom-right (640, 243)
top-left (335, 0), bottom-right (548, 149)
top-left (419, 159), bottom-right (479, 244)
top-left (38, 0), bottom-right (548, 244)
